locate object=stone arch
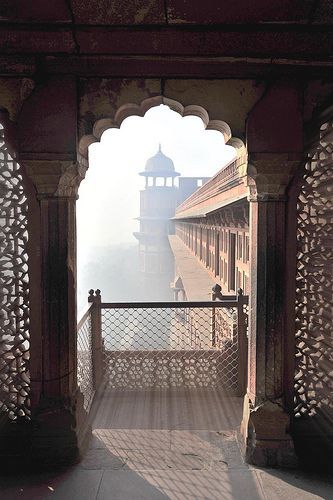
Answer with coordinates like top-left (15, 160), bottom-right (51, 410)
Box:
top-left (77, 96), bottom-right (247, 166)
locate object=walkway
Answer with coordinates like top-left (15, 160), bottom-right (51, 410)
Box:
top-left (1, 389), bottom-right (333, 499)
top-left (168, 235), bottom-right (216, 300)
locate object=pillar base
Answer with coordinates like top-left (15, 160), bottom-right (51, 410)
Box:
top-left (239, 394), bottom-right (298, 468)
top-left (31, 390), bottom-right (91, 469)
top-left (0, 390), bottom-right (91, 472)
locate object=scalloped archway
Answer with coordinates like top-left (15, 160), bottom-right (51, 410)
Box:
top-left (78, 96), bottom-right (247, 167)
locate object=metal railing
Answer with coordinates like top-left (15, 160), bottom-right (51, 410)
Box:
top-left (77, 304), bottom-right (94, 411)
top-left (77, 289), bottom-right (248, 409)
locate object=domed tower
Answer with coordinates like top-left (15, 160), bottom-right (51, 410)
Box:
top-left (142, 144), bottom-right (180, 188)
top-left (133, 145), bottom-right (180, 300)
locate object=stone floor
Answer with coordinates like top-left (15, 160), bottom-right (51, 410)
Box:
top-left (1, 389), bottom-right (333, 499)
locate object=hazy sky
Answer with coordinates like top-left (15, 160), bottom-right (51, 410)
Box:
top-left (77, 104), bottom-right (235, 254)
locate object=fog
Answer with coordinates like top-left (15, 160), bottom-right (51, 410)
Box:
top-left (77, 105), bottom-right (235, 315)
top-left (77, 243), bottom-right (141, 314)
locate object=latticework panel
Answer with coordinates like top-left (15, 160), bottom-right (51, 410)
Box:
top-left (214, 307), bottom-right (239, 389)
top-left (0, 125), bottom-right (30, 420)
top-left (77, 309), bottom-right (94, 411)
top-left (294, 120), bottom-right (333, 421)
top-left (101, 306), bottom-right (239, 391)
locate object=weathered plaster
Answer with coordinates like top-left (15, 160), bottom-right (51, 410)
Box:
top-left (304, 80), bottom-right (333, 123)
top-left (79, 78), bottom-right (162, 137)
top-left (18, 76), bottom-right (77, 155)
top-left (164, 79), bottom-right (266, 138)
top-left (78, 77), bottom-right (265, 146)
top-left (0, 77), bottom-right (34, 120)
top-left (71, 0), bottom-right (165, 25)
top-left (166, 0), bottom-right (311, 25)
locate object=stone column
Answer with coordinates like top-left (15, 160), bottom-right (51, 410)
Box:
top-left (23, 159), bottom-right (89, 466)
top-left (240, 154), bottom-right (301, 467)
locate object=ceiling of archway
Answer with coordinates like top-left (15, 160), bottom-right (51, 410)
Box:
top-left (0, 0), bottom-right (332, 74)
top-left (0, 0), bottom-right (328, 25)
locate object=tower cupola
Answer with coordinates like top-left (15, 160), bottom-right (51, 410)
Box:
top-left (144, 144), bottom-right (176, 175)
top-left (140, 145), bottom-right (180, 186)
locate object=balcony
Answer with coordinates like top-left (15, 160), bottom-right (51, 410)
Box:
top-left (77, 290), bottom-right (248, 411)
top-left (76, 290), bottom-right (249, 485)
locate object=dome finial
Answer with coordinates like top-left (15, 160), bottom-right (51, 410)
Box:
top-left (144, 145), bottom-right (176, 173)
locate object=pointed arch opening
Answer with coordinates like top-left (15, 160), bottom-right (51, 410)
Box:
top-left (76, 96), bottom-right (249, 416)
top-left (77, 97), bottom-right (247, 311)
top-left (78, 96), bottom-right (246, 164)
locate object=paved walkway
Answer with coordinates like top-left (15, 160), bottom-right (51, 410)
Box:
top-left (1, 389), bottom-right (333, 499)
top-left (168, 236), bottom-right (216, 300)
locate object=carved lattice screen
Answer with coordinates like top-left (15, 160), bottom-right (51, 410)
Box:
top-left (294, 120), bottom-right (333, 421)
top-left (101, 303), bottom-right (242, 392)
top-left (0, 124), bottom-right (30, 419)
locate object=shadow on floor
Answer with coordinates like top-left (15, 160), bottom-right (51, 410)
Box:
top-left (91, 387), bottom-right (243, 430)
top-left (2, 388), bottom-right (333, 499)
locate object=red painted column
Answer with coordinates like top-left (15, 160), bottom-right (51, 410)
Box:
top-left (39, 196), bottom-right (77, 399)
top-left (239, 154), bottom-right (305, 465)
top-left (240, 82), bottom-right (304, 467)
top-left (240, 186), bottom-right (298, 466)
top-left (23, 159), bottom-right (89, 466)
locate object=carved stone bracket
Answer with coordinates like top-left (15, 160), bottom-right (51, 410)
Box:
top-left (204, 204), bottom-right (249, 229)
top-left (23, 159), bottom-right (88, 199)
top-left (0, 78), bottom-right (35, 122)
top-left (246, 154), bottom-right (304, 201)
